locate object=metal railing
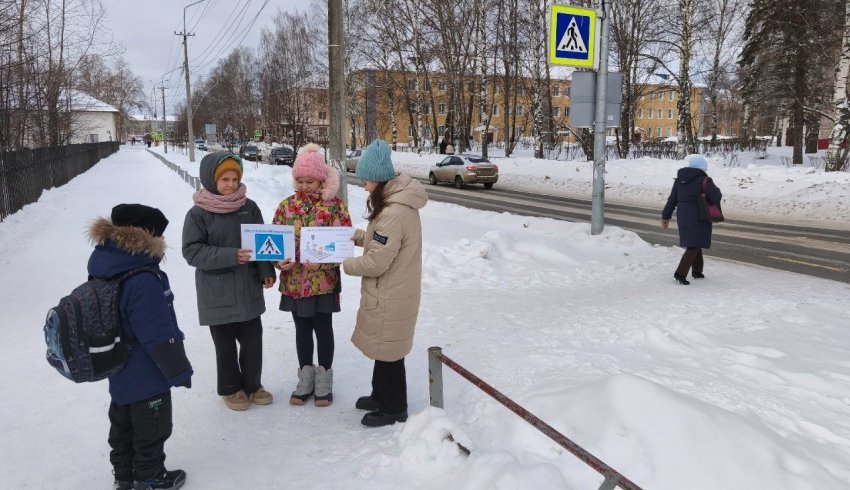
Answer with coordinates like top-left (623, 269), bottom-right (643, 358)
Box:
top-left (428, 346), bottom-right (644, 490)
top-left (0, 142), bottom-right (119, 221)
top-left (146, 149), bottom-right (201, 190)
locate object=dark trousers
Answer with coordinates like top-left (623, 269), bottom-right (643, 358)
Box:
top-left (371, 358), bottom-right (407, 414)
top-left (209, 316), bottom-right (263, 396)
top-left (292, 312), bottom-right (334, 369)
top-left (108, 391), bottom-right (172, 482)
top-left (676, 247), bottom-right (704, 277)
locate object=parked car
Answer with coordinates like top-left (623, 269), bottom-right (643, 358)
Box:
top-left (345, 149), bottom-right (363, 172)
top-left (428, 155), bottom-right (499, 189)
top-left (194, 139), bottom-right (207, 151)
top-left (240, 144), bottom-right (260, 161)
top-left (269, 146), bottom-right (295, 166)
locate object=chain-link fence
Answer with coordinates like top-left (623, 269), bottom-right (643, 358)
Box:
top-left (0, 142), bottom-right (119, 221)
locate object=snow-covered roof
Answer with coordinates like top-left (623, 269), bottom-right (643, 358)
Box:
top-left (64, 90), bottom-right (119, 113)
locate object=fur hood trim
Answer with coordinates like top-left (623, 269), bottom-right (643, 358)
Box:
top-left (88, 217), bottom-right (166, 258)
top-left (321, 165), bottom-right (340, 202)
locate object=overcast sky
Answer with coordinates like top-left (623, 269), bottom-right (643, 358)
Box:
top-left (102, 0), bottom-right (306, 115)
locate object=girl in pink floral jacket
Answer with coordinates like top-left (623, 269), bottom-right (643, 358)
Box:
top-left (272, 143), bottom-right (352, 407)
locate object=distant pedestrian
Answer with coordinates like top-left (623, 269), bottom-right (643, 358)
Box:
top-left (343, 139), bottom-right (428, 427)
top-left (182, 152), bottom-right (277, 410)
top-left (130, 136), bottom-right (137, 146)
top-left (88, 204), bottom-right (193, 490)
top-left (661, 155), bottom-right (723, 285)
top-left (272, 143), bottom-right (352, 407)
top-left (439, 138), bottom-right (448, 154)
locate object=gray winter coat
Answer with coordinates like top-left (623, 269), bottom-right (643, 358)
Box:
top-left (182, 199), bottom-right (275, 326)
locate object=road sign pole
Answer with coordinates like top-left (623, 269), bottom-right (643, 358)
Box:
top-left (591, 0), bottom-right (610, 236)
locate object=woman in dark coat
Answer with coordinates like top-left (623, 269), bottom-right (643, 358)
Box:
top-left (661, 155), bottom-right (723, 285)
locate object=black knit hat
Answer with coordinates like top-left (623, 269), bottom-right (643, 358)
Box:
top-left (111, 204), bottom-right (169, 237)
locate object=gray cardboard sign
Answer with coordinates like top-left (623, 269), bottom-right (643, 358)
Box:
top-left (569, 71), bottom-right (622, 128)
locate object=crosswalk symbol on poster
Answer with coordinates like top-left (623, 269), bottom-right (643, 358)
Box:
top-left (557, 16), bottom-right (587, 53)
top-left (255, 233), bottom-right (284, 260)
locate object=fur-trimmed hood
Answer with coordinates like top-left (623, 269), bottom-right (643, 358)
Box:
top-left (89, 218), bottom-right (166, 259)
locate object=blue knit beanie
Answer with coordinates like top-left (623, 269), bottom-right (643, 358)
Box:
top-left (356, 140), bottom-right (396, 183)
top-left (688, 155), bottom-right (708, 171)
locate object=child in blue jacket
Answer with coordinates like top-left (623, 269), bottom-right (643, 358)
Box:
top-left (88, 204), bottom-right (193, 490)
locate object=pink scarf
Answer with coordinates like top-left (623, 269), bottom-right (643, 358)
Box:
top-left (192, 184), bottom-right (248, 214)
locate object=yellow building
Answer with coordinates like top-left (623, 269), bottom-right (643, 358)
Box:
top-left (341, 69), bottom-right (703, 148)
top-left (633, 80), bottom-right (704, 141)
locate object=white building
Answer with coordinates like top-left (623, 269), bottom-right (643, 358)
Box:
top-left (66, 90), bottom-right (120, 143)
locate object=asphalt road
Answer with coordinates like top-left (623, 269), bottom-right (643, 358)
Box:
top-left (345, 174), bottom-right (850, 284)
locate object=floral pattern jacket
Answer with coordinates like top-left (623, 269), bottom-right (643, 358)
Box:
top-left (272, 191), bottom-right (352, 299)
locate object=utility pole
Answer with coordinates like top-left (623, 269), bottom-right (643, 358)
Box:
top-left (328, 0), bottom-right (348, 205)
top-left (176, 0), bottom-right (205, 163)
top-left (590, 0), bottom-right (610, 235)
top-left (161, 85), bottom-right (168, 154)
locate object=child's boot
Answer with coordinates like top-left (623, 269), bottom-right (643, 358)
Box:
top-left (133, 468), bottom-right (186, 489)
top-left (289, 365), bottom-right (315, 405)
top-left (222, 389), bottom-right (250, 411)
top-left (314, 366), bottom-right (333, 407)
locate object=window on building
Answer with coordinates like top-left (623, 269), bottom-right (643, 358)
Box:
top-left (518, 86), bottom-right (525, 96)
top-left (517, 105), bottom-right (524, 116)
top-left (407, 79), bottom-right (417, 90)
top-left (438, 125), bottom-right (446, 136)
top-left (657, 127), bottom-right (662, 137)
top-left (648, 109), bottom-right (653, 119)
top-left (492, 105), bottom-right (499, 116)
top-left (669, 91), bottom-right (675, 101)
top-left (424, 80), bottom-right (431, 90)
top-left (89, 134), bottom-right (98, 143)
top-left (439, 103), bottom-right (446, 115)
top-left (565, 107), bottom-right (570, 117)
top-left (319, 111), bottom-right (327, 121)
top-left (424, 126), bottom-right (432, 137)
top-left (667, 109), bottom-right (673, 119)
top-left (408, 126), bottom-right (415, 137)
top-left (657, 109), bottom-right (662, 119)
top-left (319, 127), bottom-right (328, 137)
top-left (424, 104), bottom-right (431, 115)
top-left (647, 127), bottom-right (653, 137)
top-left (668, 127), bottom-right (673, 136)
top-left (552, 86), bottom-right (560, 97)
top-left (438, 81), bottom-right (446, 92)
top-left (639, 108), bottom-right (644, 118)
top-left (565, 87), bottom-right (570, 97)
top-left (553, 107), bottom-right (560, 117)
top-left (658, 91), bottom-right (664, 99)
top-left (648, 92), bottom-right (654, 100)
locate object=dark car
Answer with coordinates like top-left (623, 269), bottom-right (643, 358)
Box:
top-left (240, 144), bottom-right (260, 161)
top-left (270, 146), bottom-right (295, 166)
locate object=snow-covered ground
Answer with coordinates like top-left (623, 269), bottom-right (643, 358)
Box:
top-left (1, 146), bottom-right (849, 489)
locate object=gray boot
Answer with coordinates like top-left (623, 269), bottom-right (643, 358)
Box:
top-left (289, 365), bottom-right (315, 405)
top-left (314, 366), bottom-right (333, 407)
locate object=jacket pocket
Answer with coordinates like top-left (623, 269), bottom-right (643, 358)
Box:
top-left (360, 291), bottom-right (378, 310)
top-left (200, 270), bottom-right (237, 308)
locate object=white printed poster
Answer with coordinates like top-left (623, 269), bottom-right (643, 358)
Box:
top-left (240, 224), bottom-right (295, 262)
top-left (299, 226), bottom-right (355, 263)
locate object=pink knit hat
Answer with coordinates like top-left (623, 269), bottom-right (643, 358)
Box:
top-left (292, 143), bottom-right (339, 202)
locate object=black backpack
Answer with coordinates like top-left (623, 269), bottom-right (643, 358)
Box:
top-left (44, 267), bottom-right (159, 383)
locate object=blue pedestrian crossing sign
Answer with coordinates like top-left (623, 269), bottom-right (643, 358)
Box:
top-left (549, 5), bottom-right (596, 68)
top-left (255, 233), bottom-right (285, 261)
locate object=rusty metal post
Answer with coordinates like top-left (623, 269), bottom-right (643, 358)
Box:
top-left (428, 346), bottom-right (444, 408)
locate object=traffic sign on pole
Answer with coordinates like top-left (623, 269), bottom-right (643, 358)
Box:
top-left (549, 5), bottom-right (597, 68)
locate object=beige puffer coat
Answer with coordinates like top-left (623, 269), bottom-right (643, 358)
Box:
top-left (343, 174), bottom-right (428, 362)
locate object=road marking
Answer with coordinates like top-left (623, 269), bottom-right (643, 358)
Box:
top-left (767, 256), bottom-right (847, 272)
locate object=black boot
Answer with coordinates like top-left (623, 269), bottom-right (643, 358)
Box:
top-left (692, 272), bottom-right (705, 279)
top-left (673, 273), bottom-right (690, 285)
top-left (355, 396), bottom-right (380, 411)
top-left (113, 480), bottom-right (134, 490)
top-left (134, 469), bottom-right (186, 490)
top-left (361, 409), bottom-right (408, 427)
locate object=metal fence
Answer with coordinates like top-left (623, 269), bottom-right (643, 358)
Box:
top-left (145, 149), bottom-right (201, 190)
top-left (0, 142), bottom-right (119, 221)
top-left (428, 346), bottom-right (644, 490)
